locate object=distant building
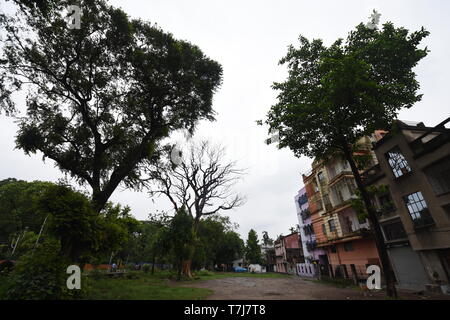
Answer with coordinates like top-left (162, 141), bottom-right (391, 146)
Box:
top-left (275, 233), bottom-right (304, 274)
top-left (362, 118), bottom-right (450, 293)
top-left (261, 245), bottom-right (276, 272)
top-left (295, 186), bottom-right (326, 277)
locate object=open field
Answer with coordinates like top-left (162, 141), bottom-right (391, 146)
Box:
top-left (83, 271), bottom-right (289, 300)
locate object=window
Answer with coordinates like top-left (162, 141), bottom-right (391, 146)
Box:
top-left (382, 220), bottom-right (407, 241)
top-left (403, 191), bottom-right (434, 227)
top-left (298, 193), bottom-right (308, 206)
top-left (344, 242), bottom-right (354, 252)
top-left (328, 219), bottom-right (336, 232)
top-left (322, 224), bottom-right (327, 235)
top-left (318, 171), bottom-right (325, 182)
top-left (386, 146), bottom-right (412, 178)
top-left (424, 157), bottom-right (450, 196)
top-left (330, 245), bottom-right (337, 253)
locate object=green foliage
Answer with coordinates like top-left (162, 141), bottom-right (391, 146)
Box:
top-left (1, 0), bottom-right (223, 212)
top-left (264, 20), bottom-right (429, 159)
top-left (166, 208), bottom-right (195, 265)
top-left (195, 269), bottom-right (215, 277)
top-left (246, 229), bottom-right (262, 264)
top-left (0, 179), bottom-right (139, 264)
top-left (350, 184), bottom-right (391, 221)
top-left (4, 238), bottom-right (82, 300)
top-left (142, 264), bottom-right (151, 273)
top-left (38, 184), bottom-right (101, 262)
top-left (84, 271), bottom-right (212, 300)
top-left (0, 179), bottom-right (53, 258)
top-left (262, 231), bottom-right (274, 246)
top-left (0, 260), bottom-right (15, 277)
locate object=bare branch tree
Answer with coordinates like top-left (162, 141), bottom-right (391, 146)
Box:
top-left (147, 140), bottom-right (246, 229)
top-left (145, 140), bottom-right (246, 277)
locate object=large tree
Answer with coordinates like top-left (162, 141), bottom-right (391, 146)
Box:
top-left (0, 0), bottom-right (222, 212)
top-left (148, 141), bottom-right (245, 277)
top-left (264, 13), bottom-right (429, 297)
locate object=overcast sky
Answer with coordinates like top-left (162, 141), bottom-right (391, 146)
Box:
top-left (1, 0), bottom-right (449, 241)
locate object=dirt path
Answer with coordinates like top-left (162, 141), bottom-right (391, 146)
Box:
top-left (181, 276), bottom-right (450, 300)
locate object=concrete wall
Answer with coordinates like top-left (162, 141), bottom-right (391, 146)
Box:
top-left (327, 238), bottom-right (379, 266)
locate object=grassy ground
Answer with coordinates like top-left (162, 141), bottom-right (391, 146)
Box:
top-left (84, 270), bottom-right (288, 300)
top-left (84, 271), bottom-right (209, 300)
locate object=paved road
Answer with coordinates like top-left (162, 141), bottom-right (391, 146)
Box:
top-left (181, 276), bottom-right (450, 300)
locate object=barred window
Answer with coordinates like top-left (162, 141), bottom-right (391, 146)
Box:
top-left (403, 191), bottom-right (434, 227)
top-left (386, 146), bottom-right (412, 178)
top-left (382, 220), bottom-right (407, 241)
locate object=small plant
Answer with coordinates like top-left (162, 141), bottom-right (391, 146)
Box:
top-left (0, 260), bottom-right (15, 276)
top-left (4, 239), bottom-right (83, 300)
top-left (142, 264), bottom-right (151, 273)
top-left (90, 268), bottom-right (107, 280)
top-left (196, 269), bottom-right (215, 277)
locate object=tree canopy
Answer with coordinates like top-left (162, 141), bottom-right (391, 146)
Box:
top-left (0, 0), bottom-right (222, 211)
top-left (265, 21), bottom-right (429, 159)
top-left (264, 16), bottom-right (429, 298)
top-left (245, 229), bottom-right (262, 264)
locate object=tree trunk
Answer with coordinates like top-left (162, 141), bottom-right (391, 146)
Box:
top-left (181, 218), bottom-right (200, 278)
top-left (177, 258), bottom-right (183, 281)
top-left (181, 259), bottom-right (193, 278)
top-left (151, 254), bottom-right (156, 275)
top-left (341, 141), bottom-right (397, 298)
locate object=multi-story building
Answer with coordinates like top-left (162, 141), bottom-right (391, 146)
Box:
top-left (274, 233), bottom-right (304, 274)
top-left (362, 118), bottom-right (450, 293)
top-left (261, 245), bottom-right (276, 272)
top-left (295, 186), bottom-right (326, 277)
top-left (302, 136), bottom-right (381, 279)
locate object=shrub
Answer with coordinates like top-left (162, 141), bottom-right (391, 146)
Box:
top-left (4, 239), bottom-right (84, 300)
top-left (196, 269), bottom-right (215, 277)
top-left (0, 260), bottom-right (15, 276)
top-left (89, 268), bottom-right (107, 280)
top-left (142, 264), bottom-right (151, 273)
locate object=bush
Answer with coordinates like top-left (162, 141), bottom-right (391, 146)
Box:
top-left (196, 269), bottom-right (215, 277)
top-left (89, 268), bottom-right (107, 280)
top-left (4, 239), bottom-right (84, 300)
top-left (0, 260), bottom-right (15, 276)
top-left (142, 264), bottom-right (151, 273)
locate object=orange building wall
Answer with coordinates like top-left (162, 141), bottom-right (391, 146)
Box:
top-left (327, 238), bottom-right (380, 266)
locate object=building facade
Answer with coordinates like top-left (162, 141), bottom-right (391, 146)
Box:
top-left (302, 136), bottom-right (381, 280)
top-left (274, 233), bottom-right (304, 274)
top-left (363, 119), bottom-right (450, 293)
top-left (295, 186), bottom-right (325, 277)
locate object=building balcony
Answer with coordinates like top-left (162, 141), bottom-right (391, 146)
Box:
top-left (341, 227), bottom-right (371, 239)
top-left (328, 170), bottom-right (354, 186)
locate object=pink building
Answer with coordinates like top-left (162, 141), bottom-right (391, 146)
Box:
top-left (275, 233), bottom-right (304, 274)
